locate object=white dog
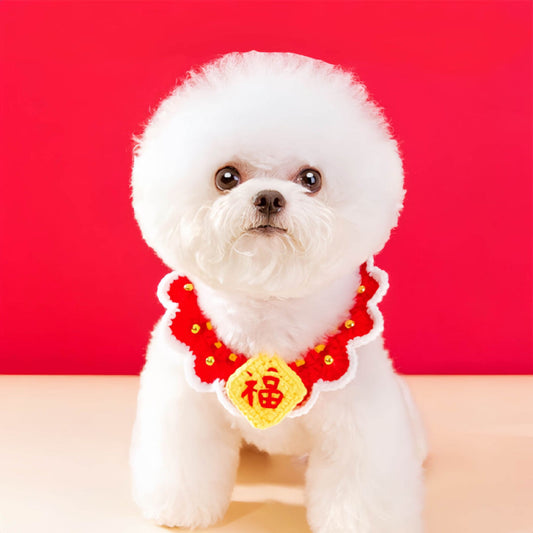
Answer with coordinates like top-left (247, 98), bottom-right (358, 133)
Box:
top-left (130, 51), bottom-right (426, 533)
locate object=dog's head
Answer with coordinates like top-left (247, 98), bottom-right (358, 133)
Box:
top-left (132, 52), bottom-right (404, 298)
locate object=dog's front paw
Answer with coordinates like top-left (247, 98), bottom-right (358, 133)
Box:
top-left (306, 479), bottom-right (423, 533)
top-left (306, 470), bottom-right (423, 533)
top-left (134, 479), bottom-right (230, 529)
top-left (308, 496), bottom-right (424, 533)
top-left (307, 497), bottom-right (362, 533)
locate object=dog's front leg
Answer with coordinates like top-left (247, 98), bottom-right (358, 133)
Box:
top-left (130, 331), bottom-right (241, 528)
top-left (304, 340), bottom-right (424, 533)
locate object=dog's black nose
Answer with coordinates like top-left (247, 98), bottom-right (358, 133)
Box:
top-left (253, 190), bottom-right (286, 215)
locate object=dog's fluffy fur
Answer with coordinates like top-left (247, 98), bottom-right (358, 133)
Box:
top-left (130, 51), bottom-right (425, 533)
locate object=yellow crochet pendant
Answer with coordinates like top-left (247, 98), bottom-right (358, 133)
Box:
top-left (226, 354), bottom-right (308, 429)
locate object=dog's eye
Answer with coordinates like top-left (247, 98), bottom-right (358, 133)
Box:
top-left (297, 168), bottom-right (322, 193)
top-left (215, 166), bottom-right (241, 191)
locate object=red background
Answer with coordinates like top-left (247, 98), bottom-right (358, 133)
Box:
top-left (0, 1), bottom-right (531, 375)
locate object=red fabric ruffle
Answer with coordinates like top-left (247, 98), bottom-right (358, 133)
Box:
top-left (166, 262), bottom-right (379, 408)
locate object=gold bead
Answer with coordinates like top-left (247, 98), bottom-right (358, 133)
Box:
top-left (205, 356), bottom-right (215, 366)
top-left (206, 321), bottom-right (213, 330)
top-left (191, 324), bottom-right (201, 334)
top-left (324, 355), bottom-right (334, 365)
top-left (228, 353), bottom-right (237, 362)
top-left (184, 283), bottom-right (194, 291)
top-left (357, 285), bottom-right (366, 294)
top-left (295, 359), bottom-right (306, 367)
top-left (344, 319), bottom-right (355, 329)
top-left (214, 341), bottom-right (222, 349)
top-left (314, 344), bottom-right (326, 353)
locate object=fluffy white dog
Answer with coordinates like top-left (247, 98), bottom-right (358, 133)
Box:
top-left (130, 51), bottom-right (426, 533)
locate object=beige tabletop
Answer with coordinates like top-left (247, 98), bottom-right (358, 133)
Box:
top-left (0, 375), bottom-right (532, 533)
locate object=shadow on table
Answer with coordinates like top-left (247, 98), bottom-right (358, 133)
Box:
top-left (221, 501), bottom-right (309, 532)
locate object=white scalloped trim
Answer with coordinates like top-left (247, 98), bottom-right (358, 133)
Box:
top-left (156, 257), bottom-right (388, 423)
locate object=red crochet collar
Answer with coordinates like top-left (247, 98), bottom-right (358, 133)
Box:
top-left (158, 259), bottom-right (388, 423)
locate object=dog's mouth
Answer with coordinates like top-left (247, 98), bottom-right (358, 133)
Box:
top-left (248, 224), bottom-right (287, 234)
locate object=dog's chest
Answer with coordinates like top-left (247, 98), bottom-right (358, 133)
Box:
top-left (235, 411), bottom-right (311, 455)
top-left (195, 274), bottom-right (360, 362)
